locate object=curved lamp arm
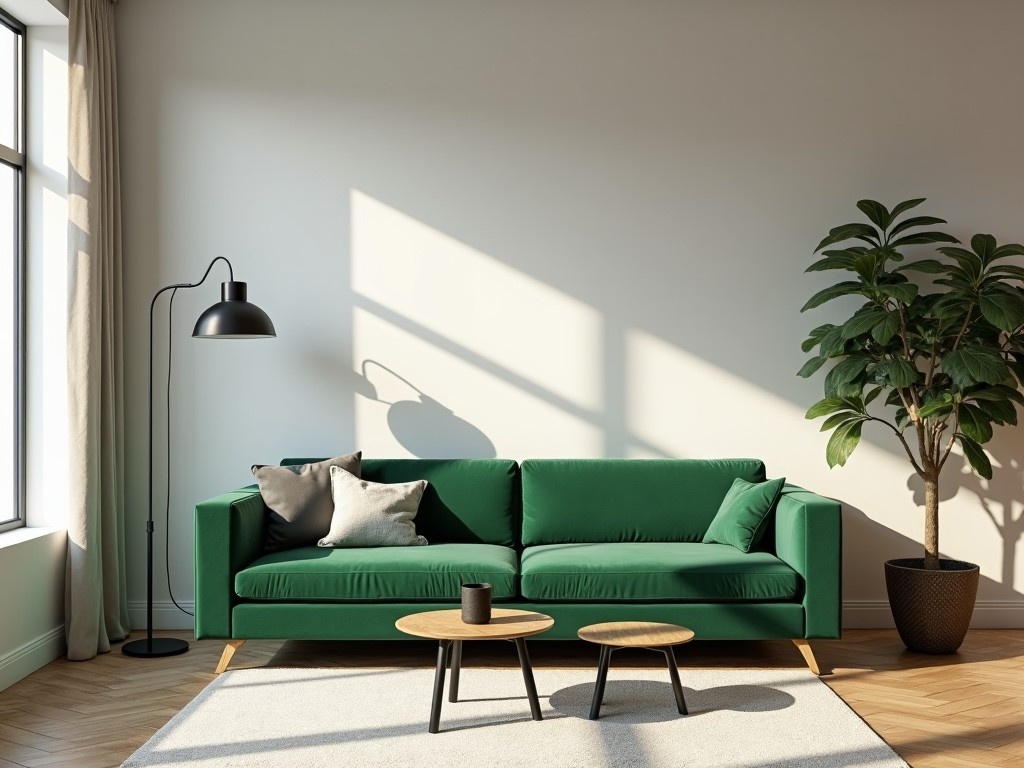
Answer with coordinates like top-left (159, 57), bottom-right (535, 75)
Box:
top-left (126, 257), bottom-right (273, 659)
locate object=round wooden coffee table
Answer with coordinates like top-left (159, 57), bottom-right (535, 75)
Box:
top-left (577, 621), bottom-right (695, 719)
top-left (396, 608), bottom-right (555, 733)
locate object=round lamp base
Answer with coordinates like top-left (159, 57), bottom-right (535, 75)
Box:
top-left (122, 636), bottom-right (190, 658)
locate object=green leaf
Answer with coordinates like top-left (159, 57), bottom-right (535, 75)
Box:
top-left (938, 246), bottom-right (983, 279)
top-left (917, 400), bottom-right (953, 419)
top-left (990, 264), bottom-right (1024, 281)
top-left (979, 287), bottom-right (1024, 331)
top-left (818, 326), bottom-right (848, 358)
top-left (872, 313), bottom-right (900, 344)
top-left (852, 251), bottom-right (884, 282)
top-left (857, 200), bottom-right (890, 230)
top-left (820, 412), bottom-right (861, 431)
top-left (825, 356), bottom-right (870, 396)
top-left (888, 358), bottom-right (920, 388)
top-left (801, 324), bottom-right (837, 353)
top-left (876, 283), bottom-right (919, 303)
top-left (806, 255), bottom-right (857, 273)
top-left (888, 198), bottom-right (927, 221)
top-left (991, 243), bottom-right (1024, 261)
top-left (805, 397), bottom-right (849, 420)
top-left (797, 356), bottom-right (828, 378)
top-left (826, 419), bottom-right (863, 468)
top-left (975, 397), bottom-right (1017, 426)
top-left (942, 346), bottom-right (1009, 388)
top-left (898, 259), bottom-right (947, 274)
top-left (864, 386), bottom-right (883, 406)
top-left (801, 281), bottom-right (864, 312)
top-left (889, 232), bottom-right (959, 248)
top-left (815, 223), bottom-right (882, 252)
top-left (971, 234), bottom-right (997, 264)
top-left (888, 215), bottom-right (948, 238)
top-left (958, 434), bottom-right (993, 479)
top-left (841, 309), bottom-right (887, 340)
top-left (958, 403), bottom-right (994, 443)
top-left (968, 384), bottom-right (1024, 405)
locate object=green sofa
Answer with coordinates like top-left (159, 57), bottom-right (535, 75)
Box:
top-left (195, 458), bottom-right (841, 674)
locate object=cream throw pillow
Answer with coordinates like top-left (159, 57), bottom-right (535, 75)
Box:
top-left (318, 465), bottom-right (429, 547)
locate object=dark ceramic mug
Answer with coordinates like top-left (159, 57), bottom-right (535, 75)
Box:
top-left (461, 583), bottom-right (492, 624)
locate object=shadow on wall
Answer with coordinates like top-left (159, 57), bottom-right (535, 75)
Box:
top-left (843, 500), bottom-right (1023, 606)
top-left (353, 359), bottom-right (496, 459)
top-left (906, 429), bottom-right (1024, 593)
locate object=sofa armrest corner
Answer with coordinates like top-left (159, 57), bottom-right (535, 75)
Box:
top-left (194, 487), bottom-right (265, 639)
top-left (774, 485), bottom-right (842, 639)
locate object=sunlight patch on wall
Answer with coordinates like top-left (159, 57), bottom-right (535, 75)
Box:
top-left (353, 307), bottom-right (604, 458)
top-left (624, 327), bottom-right (1013, 591)
top-left (42, 48), bottom-right (67, 176)
top-left (351, 189), bottom-right (602, 412)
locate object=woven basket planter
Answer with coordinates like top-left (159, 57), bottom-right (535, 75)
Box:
top-left (885, 558), bottom-right (979, 654)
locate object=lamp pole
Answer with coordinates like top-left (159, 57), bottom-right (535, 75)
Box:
top-left (123, 257), bottom-right (274, 658)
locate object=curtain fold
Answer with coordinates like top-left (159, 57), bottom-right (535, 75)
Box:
top-left (66, 0), bottom-right (129, 661)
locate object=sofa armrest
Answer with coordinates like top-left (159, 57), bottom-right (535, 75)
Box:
top-left (774, 485), bottom-right (842, 639)
top-left (194, 486), bottom-right (266, 639)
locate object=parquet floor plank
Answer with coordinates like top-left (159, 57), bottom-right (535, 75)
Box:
top-left (0, 629), bottom-right (1021, 767)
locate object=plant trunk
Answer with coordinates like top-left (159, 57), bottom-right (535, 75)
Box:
top-left (923, 472), bottom-right (940, 570)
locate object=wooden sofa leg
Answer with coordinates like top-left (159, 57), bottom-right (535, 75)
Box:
top-left (792, 639), bottom-right (822, 675)
top-left (215, 640), bottom-right (246, 674)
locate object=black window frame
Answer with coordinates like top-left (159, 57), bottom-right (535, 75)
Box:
top-left (0, 6), bottom-right (25, 534)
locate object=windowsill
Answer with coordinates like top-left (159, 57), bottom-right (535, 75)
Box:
top-left (0, 526), bottom-right (65, 549)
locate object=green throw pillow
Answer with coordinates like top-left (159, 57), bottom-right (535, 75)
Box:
top-left (702, 476), bottom-right (786, 553)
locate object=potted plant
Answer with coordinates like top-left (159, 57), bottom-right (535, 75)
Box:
top-left (798, 198), bottom-right (1024, 653)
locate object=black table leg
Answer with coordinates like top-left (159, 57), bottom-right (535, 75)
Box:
top-left (449, 640), bottom-right (462, 703)
top-left (429, 639), bottom-right (453, 733)
top-left (514, 637), bottom-right (543, 721)
top-left (589, 644), bottom-right (612, 720)
top-left (661, 645), bottom-right (688, 715)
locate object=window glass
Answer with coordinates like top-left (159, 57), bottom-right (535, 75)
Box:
top-left (0, 10), bottom-right (22, 531)
top-left (0, 22), bottom-right (16, 150)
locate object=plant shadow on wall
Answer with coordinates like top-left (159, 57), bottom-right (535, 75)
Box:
top-left (907, 428), bottom-right (1024, 595)
top-left (352, 359), bottom-right (496, 459)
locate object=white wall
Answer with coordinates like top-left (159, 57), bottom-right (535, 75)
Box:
top-left (116, 0), bottom-right (1024, 630)
top-left (0, 20), bottom-right (68, 691)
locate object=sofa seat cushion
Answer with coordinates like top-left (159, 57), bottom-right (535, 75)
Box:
top-left (520, 543), bottom-right (799, 602)
top-left (235, 543), bottom-right (517, 602)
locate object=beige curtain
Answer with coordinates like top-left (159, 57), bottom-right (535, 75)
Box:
top-left (66, 0), bottom-right (129, 661)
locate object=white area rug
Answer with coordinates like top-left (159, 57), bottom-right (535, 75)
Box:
top-left (123, 667), bottom-right (907, 768)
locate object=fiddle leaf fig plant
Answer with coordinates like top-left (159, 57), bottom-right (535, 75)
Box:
top-left (799, 198), bottom-right (1024, 569)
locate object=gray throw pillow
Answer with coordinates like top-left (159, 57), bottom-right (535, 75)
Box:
top-left (253, 452), bottom-right (362, 551)
top-left (318, 465), bottom-right (428, 548)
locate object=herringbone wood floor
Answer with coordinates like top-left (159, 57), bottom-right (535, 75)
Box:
top-left (0, 629), bottom-right (1021, 767)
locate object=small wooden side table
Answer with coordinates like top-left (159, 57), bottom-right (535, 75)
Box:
top-left (577, 621), bottom-right (695, 720)
top-left (396, 608), bottom-right (555, 733)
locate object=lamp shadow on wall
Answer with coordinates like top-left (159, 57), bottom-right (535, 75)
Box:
top-left (351, 359), bottom-right (496, 459)
top-left (346, 188), bottom-right (672, 460)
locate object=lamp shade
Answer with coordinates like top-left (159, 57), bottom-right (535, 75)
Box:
top-left (192, 281), bottom-right (276, 339)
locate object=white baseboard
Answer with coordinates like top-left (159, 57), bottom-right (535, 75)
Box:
top-left (128, 600), bottom-right (196, 632)
top-left (0, 626), bottom-right (66, 692)
top-left (843, 600), bottom-right (1024, 629)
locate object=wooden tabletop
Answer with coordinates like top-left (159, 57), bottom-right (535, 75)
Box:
top-left (577, 621), bottom-right (695, 648)
top-left (396, 609), bottom-right (555, 641)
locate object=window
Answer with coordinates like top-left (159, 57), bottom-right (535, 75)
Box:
top-left (0, 7), bottom-right (24, 533)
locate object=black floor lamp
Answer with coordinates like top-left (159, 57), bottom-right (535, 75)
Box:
top-left (122, 257), bottom-right (276, 658)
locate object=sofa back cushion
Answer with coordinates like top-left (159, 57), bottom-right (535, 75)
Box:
top-left (521, 458), bottom-right (766, 546)
top-left (282, 458), bottom-right (519, 546)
